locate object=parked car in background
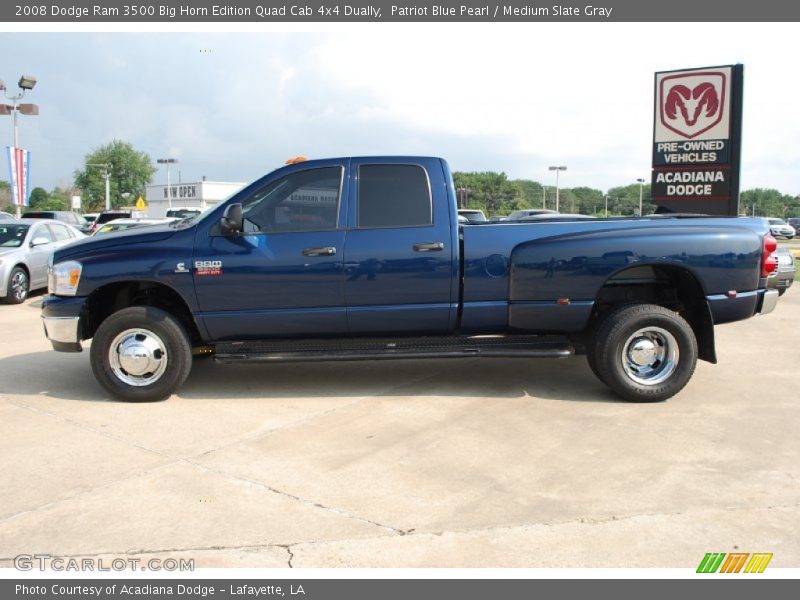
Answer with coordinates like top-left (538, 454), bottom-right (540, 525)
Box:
top-left (166, 207), bottom-right (203, 219)
top-left (518, 213), bottom-right (597, 222)
top-left (768, 218), bottom-right (795, 239)
top-left (0, 219), bottom-right (85, 303)
top-left (80, 213), bottom-right (100, 234)
top-left (21, 210), bottom-right (84, 229)
top-left (88, 209), bottom-right (148, 234)
top-left (768, 246), bottom-right (796, 296)
top-left (92, 218), bottom-right (175, 236)
top-left (458, 209), bottom-right (487, 223)
top-left (0, 211), bottom-right (15, 221)
top-left (507, 209), bottom-right (559, 220)
top-left (787, 217), bottom-right (800, 232)
top-left (489, 215), bottom-right (508, 222)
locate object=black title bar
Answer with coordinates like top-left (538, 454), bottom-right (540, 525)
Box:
top-left (4, 0), bottom-right (800, 22)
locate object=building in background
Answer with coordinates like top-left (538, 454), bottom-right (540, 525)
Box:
top-left (144, 180), bottom-right (245, 217)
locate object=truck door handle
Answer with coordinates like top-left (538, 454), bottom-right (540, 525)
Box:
top-left (302, 246), bottom-right (336, 257)
top-left (413, 242), bottom-right (445, 252)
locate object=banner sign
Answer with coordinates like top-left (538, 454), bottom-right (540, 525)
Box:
top-left (651, 64), bottom-right (743, 215)
top-left (6, 146), bottom-right (31, 207)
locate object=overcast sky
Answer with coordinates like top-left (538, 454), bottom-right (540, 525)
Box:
top-left (1, 25), bottom-right (798, 195)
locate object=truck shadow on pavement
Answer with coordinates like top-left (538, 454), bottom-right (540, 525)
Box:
top-left (0, 351), bottom-right (623, 404)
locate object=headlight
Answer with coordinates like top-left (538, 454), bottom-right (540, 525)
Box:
top-left (48, 260), bottom-right (82, 296)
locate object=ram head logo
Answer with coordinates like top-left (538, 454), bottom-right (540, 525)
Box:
top-left (659, 72), bottom-right (727, 139)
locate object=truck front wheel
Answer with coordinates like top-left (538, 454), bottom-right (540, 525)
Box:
top-left (590, 303), bottom-right (697, 403)
top-left (90, 306), bottom-right (193, 402)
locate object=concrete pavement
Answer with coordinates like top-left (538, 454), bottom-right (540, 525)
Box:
top-left (0, 290), bottom-right (798, 568)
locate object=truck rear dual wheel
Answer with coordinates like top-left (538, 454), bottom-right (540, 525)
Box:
top-left (589, 303), bottom-right (698, 403)
top-left (90, 306), bottom-right (193, 402)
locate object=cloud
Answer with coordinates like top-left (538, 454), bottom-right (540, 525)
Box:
top-left (0, 27), bottom-right (797, 195)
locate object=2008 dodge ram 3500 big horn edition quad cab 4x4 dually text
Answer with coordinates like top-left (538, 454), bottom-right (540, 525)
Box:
top-left (41, 157), bottom-right (780, 403)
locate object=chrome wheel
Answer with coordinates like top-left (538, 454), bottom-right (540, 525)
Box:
top-left (108, 328), bottom-right (168, 387)
top-left (621, 326), bottom-right (678, 386)
top-left (10, 269), bottom-right (28, 302)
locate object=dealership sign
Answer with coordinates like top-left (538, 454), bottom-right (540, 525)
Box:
top-left (651, 64), bottom-right (743, 215)
top-left (6, 146), bottom-right (31, 207)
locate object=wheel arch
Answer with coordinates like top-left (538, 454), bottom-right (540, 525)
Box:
top-left (592, 262), bottom-right (716, 363)
top-left (81, 280), bottom-right (204, 347)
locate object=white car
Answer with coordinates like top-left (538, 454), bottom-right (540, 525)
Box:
top-left (92, 217), bottom-right (175, 236)
top-left (0, 219), bottom-right (86, 304)
top-left (768, 218), bottom-right (796, 239)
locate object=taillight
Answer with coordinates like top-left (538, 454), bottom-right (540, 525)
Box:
top-left (761, 234), bottom-right (778, 277)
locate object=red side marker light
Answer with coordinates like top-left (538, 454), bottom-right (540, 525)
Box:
top-left (557, 298), bottom-right (570, 305)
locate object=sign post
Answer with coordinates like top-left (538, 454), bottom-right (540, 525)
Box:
top-left (651, 64), bottom-right (743, 215)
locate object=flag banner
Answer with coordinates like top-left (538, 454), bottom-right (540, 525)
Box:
top-left (7, 146), bottom-right (31, 207)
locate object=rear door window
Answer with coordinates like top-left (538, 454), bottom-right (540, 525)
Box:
top-left (357, 165), bottom-right (432, 228)
top-left (49, 224), bottom-right (73, 241)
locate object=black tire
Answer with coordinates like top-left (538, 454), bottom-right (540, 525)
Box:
top-left (777, 288), bottom-right (786, 296)
top-left (4, 266), bottom-right (29, 304)
top-left (90, 306), bottom-right (192, 402)
top-left (591, 303), bottom-right (698, 403)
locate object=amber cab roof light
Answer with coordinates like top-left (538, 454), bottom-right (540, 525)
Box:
top-left (285, 156), bottom-right (307, 165)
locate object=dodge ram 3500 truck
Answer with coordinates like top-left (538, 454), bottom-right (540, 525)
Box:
top-left (41, 156), bottom-right (780, 402)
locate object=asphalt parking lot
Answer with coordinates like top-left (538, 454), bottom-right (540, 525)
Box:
top-left (0, 291), bottom-right (798, 569)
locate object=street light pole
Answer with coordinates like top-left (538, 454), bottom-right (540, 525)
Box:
top-left (1, 75), bottom-right (39, 218)
top-left (157, 158), bottom-right (179, 209)
top-left (87, 163), bottom-right (112, 210)
top-left (636, 178), bottom-right (646, 217)
top-left (604, 195), bottom-right (609, 218)
top-left (548, 166), bottom-right (567, 212)
top-left (542, 186), bottom-right (547, 209)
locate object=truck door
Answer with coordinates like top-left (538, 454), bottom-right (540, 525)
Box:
top-left (344, 158), bottom-right (456, 334)
top-left (193, 161), bottom-right (349, 340)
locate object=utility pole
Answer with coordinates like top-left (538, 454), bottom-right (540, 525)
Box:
top-left (1, 75), bottom-right (39, 218)
top-left (87, 163), bottom-right (112, 210)
top-left (157, 158), bottom-right (178, 209)
top-left (636, 178), bottom-right (646, 217)
top-left (548, 166), bottom-right (567, 212)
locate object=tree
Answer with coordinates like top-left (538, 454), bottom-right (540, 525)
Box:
top-left (28, 187), bottom-right (50, 208)
top-left (73, 140), bottom-right (156, 210)
top-left (26, 187), bottom-right (68, 211)
top-left (0, 180), bottom-right (11, 213)
top-left (739, 188), bottom-right (797, 218)
top-left (606, 183), bottom-right (652, 216)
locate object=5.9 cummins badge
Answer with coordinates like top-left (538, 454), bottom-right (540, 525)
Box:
top-left (651, 64), bottom-right (743, 216)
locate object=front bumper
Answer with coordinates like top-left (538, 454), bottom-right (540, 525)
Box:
top-left (41, 295), bottom-right (85, 352)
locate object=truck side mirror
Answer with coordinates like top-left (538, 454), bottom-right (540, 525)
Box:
top-left (220, 203), bottom-right (243, 235)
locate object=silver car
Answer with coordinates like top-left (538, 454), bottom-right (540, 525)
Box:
top-left (0, 219), bottom-right (86, 304)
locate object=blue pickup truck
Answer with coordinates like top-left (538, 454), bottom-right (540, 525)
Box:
top-left (41, 156), bottom-right (779, 403)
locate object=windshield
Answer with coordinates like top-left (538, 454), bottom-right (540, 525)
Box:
top-left (769, 219), bottom-right (785, 225)
top-left (170, 203), bottom-right (217, 229)
top-left (0, 224), bottom-right (30, 247)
